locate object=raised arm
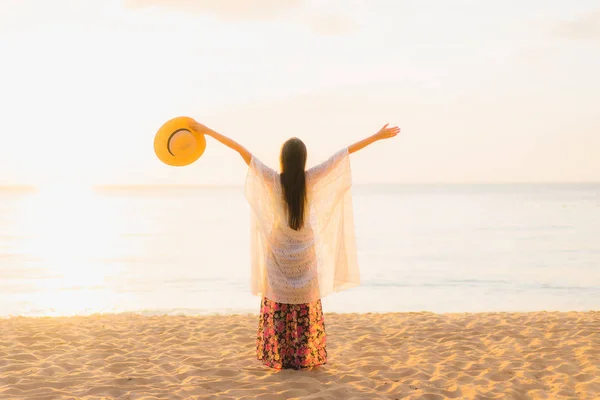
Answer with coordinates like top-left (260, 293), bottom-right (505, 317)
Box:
top-left (189, 120), bottom-right (252, 165)
top-left (306, 123), bottom-right (400, 186)
top-left (348, 124), bottom-right (400, 154)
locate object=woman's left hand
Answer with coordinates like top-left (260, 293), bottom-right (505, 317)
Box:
top-left (374, 123), bottom-right (400, 140)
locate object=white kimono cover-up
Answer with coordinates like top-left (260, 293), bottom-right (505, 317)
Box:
top-left (245, 148), bottom-right (360, 304)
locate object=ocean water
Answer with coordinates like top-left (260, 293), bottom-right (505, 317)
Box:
top-left (0, 184), bottom-right (599, 317)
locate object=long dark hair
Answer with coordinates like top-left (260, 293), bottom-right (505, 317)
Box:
top-left (280, 138), bottom-right (307, 230)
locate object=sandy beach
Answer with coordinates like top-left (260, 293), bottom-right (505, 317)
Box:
top-left (0, 311), bottom-right (598, 399)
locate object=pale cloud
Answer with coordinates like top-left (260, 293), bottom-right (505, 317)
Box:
top-left (555, 9), bottom-right (600, 40)
top-left (123, 0), bottom-right (303, 20)
top-left (122, 0), bottom-right (359, 35)
top-left (304, 13), bottom-right (360, 36)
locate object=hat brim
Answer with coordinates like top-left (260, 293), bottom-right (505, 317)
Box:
top-left (154, 116), bottom-right (207, 167)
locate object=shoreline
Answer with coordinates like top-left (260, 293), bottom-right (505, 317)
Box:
top-left (1, 309), bottom-right (597, 320)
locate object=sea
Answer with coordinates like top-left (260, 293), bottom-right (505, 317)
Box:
top-left (0, 184), bottom-right (599, 317)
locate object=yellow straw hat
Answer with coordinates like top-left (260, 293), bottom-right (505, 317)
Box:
top-left (154, 116), bottom-right (206, 167)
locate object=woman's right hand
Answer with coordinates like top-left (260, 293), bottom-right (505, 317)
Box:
top-left (189, 120), bottom-right (211, 135)
top-left (188, 120), bottom-right (252, 165)
top-left (374, 123), bottom-right (400, 140)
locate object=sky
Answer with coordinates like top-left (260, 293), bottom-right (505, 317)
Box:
top-left (0, 0), bottom-right (598, 186)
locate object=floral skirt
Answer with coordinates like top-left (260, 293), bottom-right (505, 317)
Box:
top-left (256, 296), bottom-right (327, 370)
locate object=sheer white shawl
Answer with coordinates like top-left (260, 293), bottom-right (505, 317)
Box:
top-left (245, 148), bottom-right (360, 304)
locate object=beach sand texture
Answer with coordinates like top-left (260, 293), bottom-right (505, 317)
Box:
top-left (0, 312), bottom-right (598, 399)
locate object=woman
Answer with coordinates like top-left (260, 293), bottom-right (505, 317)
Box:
top-left (190, 120), bottom-right (400, 369)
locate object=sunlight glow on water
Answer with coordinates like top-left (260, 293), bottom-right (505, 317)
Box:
top-left (6, 186), bottom-right (129, 315)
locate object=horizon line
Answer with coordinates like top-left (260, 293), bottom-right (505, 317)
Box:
top-left (1, 181), bottom-right (599, 191)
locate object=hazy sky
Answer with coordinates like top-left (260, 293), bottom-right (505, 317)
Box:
top-left (0, 0), bottom-right (598, 186)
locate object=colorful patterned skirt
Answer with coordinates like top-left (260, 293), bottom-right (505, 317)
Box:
top-left (256, 296), bottom-right (327, 370)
